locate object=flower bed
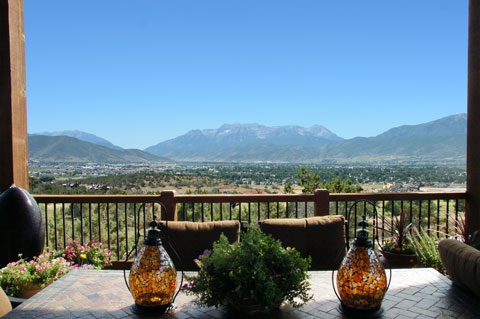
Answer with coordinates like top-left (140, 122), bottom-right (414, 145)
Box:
top-left (55, 240), bottom-right (112, 269)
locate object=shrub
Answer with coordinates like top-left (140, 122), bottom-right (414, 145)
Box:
top-left (183, 225), bottom-right (312, 312)
top-left (411, 228), bottom-right (444, 273)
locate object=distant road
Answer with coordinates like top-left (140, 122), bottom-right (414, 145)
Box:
top-left (419, 187), bottom-right (466, 192)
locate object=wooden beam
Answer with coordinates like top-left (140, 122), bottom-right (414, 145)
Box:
top-left (467, 0), bottom-right (480, 235)
top-left (0, 0), bottom-right (28, 192)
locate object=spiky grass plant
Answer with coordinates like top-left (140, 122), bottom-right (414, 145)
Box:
top-left (411, 227), bottom-right (444, 274)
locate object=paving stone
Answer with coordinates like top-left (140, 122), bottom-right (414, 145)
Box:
top-left (396, 292), bottom-right (422, 302)
top-left (409, 306), bottom-right (440, 318)
top-left (414, 298), bottom-right (437, 309)
top-left (413, 292), bottom-right (439, 301)
top-left (395, 299), bottom-right (417, 310)
top-left (386, 307), bottom-right (418, 318)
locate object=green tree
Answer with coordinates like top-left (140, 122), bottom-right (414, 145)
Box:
top-left (296, 167), bottom-right (363, 194)
top-left (296, 166), bottom-right (321, 193)
top-left (284, 182), bottom-right (294, 194)
top-left (324, 178), bottom-right (362, 193)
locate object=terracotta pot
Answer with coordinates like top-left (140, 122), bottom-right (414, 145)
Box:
top-left (18, 278), bottom-right (54, 299)
top-left (18, 285), bottom-right (42, 299)
top-left (381, 251), bottom-right (417, 268)
top-left (225, 295), bottom-right (282, 315)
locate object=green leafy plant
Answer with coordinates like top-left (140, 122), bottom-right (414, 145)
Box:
top-left (411, 227), bottom-right (444, 273)
top-left (183, 225), bottom-right (312, 313)
top-left (381, 211), bottom-right (415, 254)
top-left (56, 240), bottom-right (112, 269)
top-left (0, 252), bottom-right (73, 297)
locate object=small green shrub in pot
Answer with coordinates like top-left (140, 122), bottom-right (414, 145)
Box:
top-left (183, 225), bottom-right (312, 314)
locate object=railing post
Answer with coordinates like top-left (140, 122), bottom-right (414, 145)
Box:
top-left (161, 190), bottom-right (177, 221)
top-left (313, 189), bottom-right (329, 216)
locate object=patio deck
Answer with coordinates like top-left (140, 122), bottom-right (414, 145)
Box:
top-left (4, 268), bottom-right (480, 318)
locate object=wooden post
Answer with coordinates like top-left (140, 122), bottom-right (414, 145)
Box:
top-left (161, 190), bottom-right (177, 221)
top-left (313, 189), bottom-right (329, 216)
top-left (467, 0), bottom-right (480, 235)
top-left (0, 0), bottom-right (28, 192)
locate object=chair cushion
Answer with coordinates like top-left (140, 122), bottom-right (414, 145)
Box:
top-left (0, 286), bottom-right (12, 317)
top-left (438, 238), bottom-right (480, 298)
top-left (160, 220), bottom-right (240, 271)
top-left (261, 215), bottom-right (346, 270)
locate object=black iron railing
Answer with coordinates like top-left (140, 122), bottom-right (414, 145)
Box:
top-left (34, 190), bottom-right (467, 260)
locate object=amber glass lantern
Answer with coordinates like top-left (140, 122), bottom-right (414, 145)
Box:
top-left (125, 201), bottom-right (181, 315)
top-left (334, 200), bottom-right (390, 317)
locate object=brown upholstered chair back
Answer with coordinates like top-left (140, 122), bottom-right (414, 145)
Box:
top-left (260, 215), bottom-right (346, 270)
top-left (160, 220), bottom-right (241, 271)
top-left (438, 238), bottom-right (480, 298)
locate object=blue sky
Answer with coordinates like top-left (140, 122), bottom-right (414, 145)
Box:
top-left (25, 1), bottom-right (468, 149)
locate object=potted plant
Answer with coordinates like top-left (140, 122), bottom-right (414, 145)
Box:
top-left (183, 225), bottom-right (312, 315)
top-left (380, 211), bottom-right (417, 268)
top-left (0, 252), bottom-right (73, 298)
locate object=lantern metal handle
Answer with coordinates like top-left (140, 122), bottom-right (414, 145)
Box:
top-left (345, 199), bottom-right (380, 250)
top-left (331, 242), bottom-right (347, 302)
top-left (123, 199), bottom-right (185, 305)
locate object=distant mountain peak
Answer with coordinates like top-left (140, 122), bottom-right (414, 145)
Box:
top-left (29, 135), bottom-right (173, 164)
top-left (31, 130), bottom-right (123, 150)
top-left (144, 123), bottom-right (344, 158)
top-left (376, 113), bottom-right (466, 140)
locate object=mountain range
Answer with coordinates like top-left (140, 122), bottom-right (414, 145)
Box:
top-left (29, 113), bottom-right (467, 164)
top-left (33, 130), bottom-right (123, 150)
top-left (28, 135), bottom-right (172, 164)
top-left (144, 114), bottom-right (466, 163)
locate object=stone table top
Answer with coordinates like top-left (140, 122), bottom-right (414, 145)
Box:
top-left (4, 268), bottom-right (480, 318)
